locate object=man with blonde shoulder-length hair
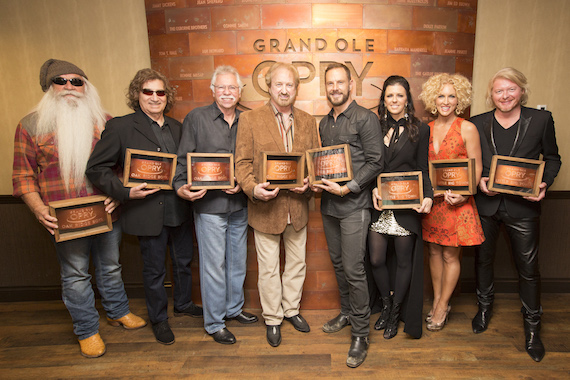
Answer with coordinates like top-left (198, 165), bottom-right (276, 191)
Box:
top-left (12, 59), bottom-right (146, 358)
top-left (470, 67), bottom-right (561, 362)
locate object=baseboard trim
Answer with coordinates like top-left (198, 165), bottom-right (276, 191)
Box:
top-left (0, 284), bottom-right (152, 302)
top-left (459, 279), bottom-right (570, 293)
top-left (2, 280), bottom-right (570, 302)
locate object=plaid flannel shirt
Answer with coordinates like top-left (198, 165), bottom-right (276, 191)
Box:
top-left (12, 113), bottom-right (105, 204)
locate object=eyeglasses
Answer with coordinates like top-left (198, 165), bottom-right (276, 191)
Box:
top-left (213, 85), bottom-right (240, 93)
top-left (52, 77), bottom-right (84, 87)
top-left (142, 89), bottom-right (166, 97)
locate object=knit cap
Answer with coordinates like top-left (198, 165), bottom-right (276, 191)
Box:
top-left (39, 59), bottom-right (88, 92)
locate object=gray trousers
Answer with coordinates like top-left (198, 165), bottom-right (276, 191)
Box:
top-left (322, 209), bottom-right (371, 337)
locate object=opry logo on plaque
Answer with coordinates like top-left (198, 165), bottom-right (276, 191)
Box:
top-left (315, 153), bottom-right (347, 176)
top-left (58, 206), bottom-right (106, 231)
top-left (266, 161), bottom-right (298, 180)
top-left (191, 162), bottom-right (230, 181)
top-left (130, 158), bottom-right (171, 181)
top-left (494, 165), bottom-right (536, 189)
top-left (383, 180), bottom-right (420, 201)
top-left (435, 167), bottom-right (469, 187)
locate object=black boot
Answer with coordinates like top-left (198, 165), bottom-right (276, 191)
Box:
top-left (346, 336), bottom-right (369, 368)
top-left (472, 303), bottom-right (492, 334)
top-left (383, 302), bottom-right (401, 339)
top-left (524, 320), bottom-right (545, 362)
top-left (374, 295), bottom-right (392, 330)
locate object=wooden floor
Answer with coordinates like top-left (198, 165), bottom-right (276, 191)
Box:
top-left (0, 294), bottom-right (569, 379)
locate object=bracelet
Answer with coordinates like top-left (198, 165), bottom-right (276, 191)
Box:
top-left (339, 186), bottom-right (344, 197)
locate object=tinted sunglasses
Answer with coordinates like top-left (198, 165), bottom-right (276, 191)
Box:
top-left (142, 89), bottom-right (166, 97)
top-left (52, 77), bottom-right (84, 87)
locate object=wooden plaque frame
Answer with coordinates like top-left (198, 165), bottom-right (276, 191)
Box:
top-left (488, 155), bottom-right (545, 197)
top-left (378, 171), bottom-right (424, 209)
top-left (306, 144), bottom-right (353, 185)
top-left (262, 152), bottom-right (305, 189)
top-left (187, 153), bottom-right (235, 190)
top-left (429, 158), bottom-right (476, 195)
top-left (49, 195), bottom-right (113, 242)
top-left (123, 148), bottom-right (177, 190)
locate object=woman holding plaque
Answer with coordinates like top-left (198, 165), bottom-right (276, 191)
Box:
top-left (419, 73), bottom-right (484, 332)
top-left (369, 76), bottom-right (433, 340)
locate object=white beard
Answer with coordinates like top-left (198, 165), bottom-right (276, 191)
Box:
top-left (34, 82), bottom-right (107, 194)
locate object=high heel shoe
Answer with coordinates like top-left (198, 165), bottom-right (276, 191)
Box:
top-left (426, 306), bottom-right (451, 332)
top-left (426, 305), bottom-right (449, 323)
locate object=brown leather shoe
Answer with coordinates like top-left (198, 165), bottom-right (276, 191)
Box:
top-left (79, 333), bottom-right (106, 358)
top-left (107, 312), bottom-right (147, 330)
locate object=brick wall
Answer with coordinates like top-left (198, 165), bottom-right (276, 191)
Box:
top-left (145, 0), bottom-right (478, 309)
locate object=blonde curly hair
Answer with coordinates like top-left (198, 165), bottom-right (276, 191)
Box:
top-left (419, 73), bottom-right (472, 115)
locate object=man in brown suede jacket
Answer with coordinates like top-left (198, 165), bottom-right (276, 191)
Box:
top-left (235, 62), bottom-right (318, 348)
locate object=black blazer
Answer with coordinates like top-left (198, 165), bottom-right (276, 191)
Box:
top-left (374, 121), bottom-right (433, 234)
top-left (470, 106), bottom-right (561, 218)
top-left (86, 108), bottom-right (191, 236)
top-left (371, 121), bottom-right (432, 339)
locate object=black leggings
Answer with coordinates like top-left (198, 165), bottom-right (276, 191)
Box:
top-left (368, 231), bottom-right (415, 304)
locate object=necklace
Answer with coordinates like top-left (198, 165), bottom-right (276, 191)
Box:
top-left (490, 116), bottom-right (521, 156)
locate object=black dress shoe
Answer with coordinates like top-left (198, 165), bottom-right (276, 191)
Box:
top-left (174, 302), bottom-right (203, 318)
top-left (346, 336), bottom-right (369, 368)
top-left (229, 311), bottom-right (258, 324)
top-left (524, 323), bottom-right (545, 362)
top-left (210, 328), bottom-right (236, 345)
top-left (322, 313), bottom-right (350, 333)
top-left (285, 314), bottom-right (310, 333)
top-left (472, 306), bottom-right (492, 334)
top-left (152, 320), bottom-right (175, 345)
top-left (266, 325), bottom-right (281, 347)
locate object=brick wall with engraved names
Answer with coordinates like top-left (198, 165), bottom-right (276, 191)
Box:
top-left (145, 0), bottom-right (478, 309)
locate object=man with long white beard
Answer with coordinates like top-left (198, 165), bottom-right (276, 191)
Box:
top-left (12, 59), bottom-right (146, 359)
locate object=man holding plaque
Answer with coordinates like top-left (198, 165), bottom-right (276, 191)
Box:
top-left (174, 65), bottom-right (258, 345)
top-left (86, 69), bottom-right (202, 346)
top-left (471, 68), bottom-right (561, 362)
top-left (235, 62), bottom-right (319, 348)
top-left (312, 63), bottom-right (383, 368)
top-left (12, 59), bottom-right (146, 358)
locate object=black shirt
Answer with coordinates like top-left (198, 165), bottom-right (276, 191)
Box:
top-left (493, 116), bottom-right (520, 156)
top-left (319, 100), bottom-right (384, 218)
top-left (173, 102), bottom-right (247, 214)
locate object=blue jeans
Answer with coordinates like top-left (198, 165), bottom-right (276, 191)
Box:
top-left (138, 219), bottom-right (195, 324)
top-left (54, 221), bottom-right (129, 340)
top-left (194, 208), bottom-right (248, 334)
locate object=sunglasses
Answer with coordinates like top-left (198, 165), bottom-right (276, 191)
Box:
top-left (52, 77), bottom-right (84, 87)
top-left (142, 89), bottom-right (166, 97)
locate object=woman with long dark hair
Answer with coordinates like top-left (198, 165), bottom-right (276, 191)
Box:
top-left (369, 75), bottom-right (433, 339)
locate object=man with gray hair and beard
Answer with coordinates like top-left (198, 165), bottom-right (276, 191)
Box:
top-left (12, 59), bottom-right (146, 359)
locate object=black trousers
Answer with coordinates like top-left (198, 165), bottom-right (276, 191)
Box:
top-left (138, 219), bottom-right (195, 324)
top-left (475, 207), bottom-right (542, 323)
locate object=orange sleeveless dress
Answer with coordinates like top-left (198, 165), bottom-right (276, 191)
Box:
top-left (422, 118), bottom-right (484, 247)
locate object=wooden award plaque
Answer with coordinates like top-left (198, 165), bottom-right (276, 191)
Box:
top-left (187, 153), bottom-right (234, 190)
top-left (262, 152), bottom-right (305, 189)
top-left (306, 144), bottom-right (353, 185)
top-left (49, 195), bottom-right (113, 242)
top-left (488, 155), bottom-right (544, 197)
top-left (378, 171), bottom-right (423, 209)
top-left (429, 158), bottom-right (476, 195)
top-left (123, 148), bottom-right (177, 190)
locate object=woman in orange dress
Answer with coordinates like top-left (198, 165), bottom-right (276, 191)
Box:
top-left (419, 73), bottom-right (484, 331)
